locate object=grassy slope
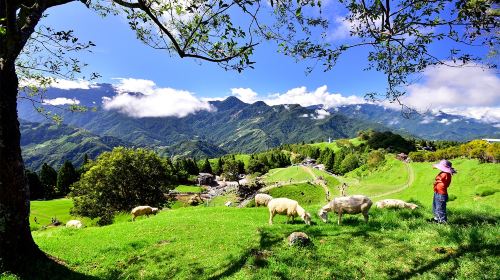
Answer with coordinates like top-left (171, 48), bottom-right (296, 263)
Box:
top-left (29, 199), bottom-right (96, 231)
top-left (309, 138), bottom-right (364, 151)
top-left (263, 166), bottom-right (314, 184)
top-left (267, 183), bottom-right (327, 206)
top-left (344, 156), bottom-right (410, 196)
top-left (380, 159), bottom-right (500, 209)
top-left (31, 205), bottom-right (499, 279)
top-left (23, 158), bottom-right (500, 279)
top-left (174, 185), bottom-right (204, 193)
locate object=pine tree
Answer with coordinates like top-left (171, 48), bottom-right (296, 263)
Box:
top-left (25, 170), bottom-right (42, 200)
top-left (39, 163), bottom-right (57, 199)
top-left (56, 161), bottom-right (78, 197)
top-left (200, 158), bottom-right (213, 174)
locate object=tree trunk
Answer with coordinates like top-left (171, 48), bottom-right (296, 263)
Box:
top-left (0, 60), bottom-right (42, 272)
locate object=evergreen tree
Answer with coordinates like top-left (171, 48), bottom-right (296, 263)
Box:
top-left (200, 158), bottom-right (213, 174)
top-left (222, 159), bottom-right (240, 182)
top-left (39, 163), bottom-right (57, 199)
top-left (56, 161), bottom-right (78, 197)
top-left (25, 170), bottom-right (42, 200)
top-left (215, 158), bottom-right (224, 175)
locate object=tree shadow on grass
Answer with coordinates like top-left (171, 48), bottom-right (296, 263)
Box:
top-left (206, 227), bottom-right (286, 280)
top-left (387, 227), bottom-right (500, 280)
top-left (448, 209), bottom-right (499, 226)
top-left (17, 253), bottom-right (99, 280)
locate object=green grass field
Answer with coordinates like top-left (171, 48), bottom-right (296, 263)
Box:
top-left (174, 185), bottom-right (204, 193)
top-left (263, 166), bottom-right (314, 184)
top-left (29, 199), bottom-right (96, 231)
top-left (11, 158), bottom-right (499, 279)
top-left (309, 138), bottom-right (364, 151)
top-left (267, 183), bottom-right (327, 206)
top-left (28, 203), bottom-right (499, 279)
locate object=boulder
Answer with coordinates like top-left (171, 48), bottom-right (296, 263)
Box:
top-left (287, 232), bottom-right (311, 246)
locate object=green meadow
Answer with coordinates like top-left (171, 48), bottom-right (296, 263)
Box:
top-left (9, 157), bottom-right (499, 279)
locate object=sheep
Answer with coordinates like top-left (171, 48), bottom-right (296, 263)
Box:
top-left (375, 199), bottom-right (418, 210)
top-left (131, 206), bottom-right (159, 221)
top-left (66, 219), bottom-right (83, 229)
top-left (267, 198), bottom-right (311, 225)
top-left (255, 193), bottom-right (273, 207)
top-left (318, 195), bottom-right (372, 225)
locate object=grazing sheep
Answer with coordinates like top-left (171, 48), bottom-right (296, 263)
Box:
top-left (318, 195), bottom-right (372, 225)
top-left (66, 220), bottom-right (83, 229)
top-left (375, 199), bottom-right (418, 210)
top-left (268, 198), bottom-right (311, 225)
top-left (255, 193), bottom-right (273, 207)
top-left (131, 206), bottom-right (159, 221)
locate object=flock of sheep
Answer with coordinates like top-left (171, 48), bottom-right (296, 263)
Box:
top-left (255, 192), bottom-right (418, 226)
top-left (65, 187), bottom-right (418, 229)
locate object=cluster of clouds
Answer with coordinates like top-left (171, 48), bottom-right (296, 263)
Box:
top-left (102, 78), bottom-right (214, 118)
top-left (402, 64), bottom-right (500, 123)
top-left (44, 63), bottom-right (499, 123)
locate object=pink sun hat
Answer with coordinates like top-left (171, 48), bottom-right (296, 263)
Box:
top-left (433, 159), bottom-right (457, 175)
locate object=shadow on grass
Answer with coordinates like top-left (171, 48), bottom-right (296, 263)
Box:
top-left (449, 209), bottom-right (499, 226)
top-left (387, 227), bottom-right (500, 280)
top-left (207, 227), bottom-right (284, 280)
top-left (16, 253), bottom-right (99, 280)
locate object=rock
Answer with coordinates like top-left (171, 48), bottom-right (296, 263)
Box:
top-left (287, 232), bottom-right (311, 246)
top-left (224, 201), bottom-right (233, 207)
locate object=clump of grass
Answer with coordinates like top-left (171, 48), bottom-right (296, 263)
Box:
top-left (475, 187), bottom-right (497, 197)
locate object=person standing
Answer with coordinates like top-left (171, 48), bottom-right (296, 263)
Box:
top-left (431, 160), bottom-right (456, 223)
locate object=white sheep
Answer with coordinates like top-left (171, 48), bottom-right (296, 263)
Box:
top-left (267, 198), bottom-right (311, 225)
top-left (66, 219), bottom-right (83, 229)
top-left (131, 206), bottom-right (159, 221)
top-left (318, 195), bottom-right (372, 225)
top-left (255, 193), bottom-right (273, 207)
top-left (375, 199), bottom-right (418, 210)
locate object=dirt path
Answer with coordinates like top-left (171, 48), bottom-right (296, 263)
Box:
top-left (300, 166), bottom-right (331, 198)
top-left (370, 161), bottom-right (415, 199)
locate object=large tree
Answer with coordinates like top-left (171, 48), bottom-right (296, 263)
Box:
top-left (0, 0), bottom-right (497, 274)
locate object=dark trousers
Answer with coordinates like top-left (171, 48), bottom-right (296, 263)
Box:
top-left (432, 193), bottom-right (448, 223)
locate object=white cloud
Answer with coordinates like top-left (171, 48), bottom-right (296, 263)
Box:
top-left (264, 85), bottom-right (366, 108)
top-left (43, 97), bottom-right (80, 106)
top-left (327, 17), bottom-right (354, 40)
top-left (113, 78), bottom-right (156, 94)
top-left (313, 109), bottom-right (331, 120)
top-left (103, 79), bottom-right (213, 118)
top-left (403, 63), bottom-right (500, 123)
top-left (231, 88), bottom-right (259, 103)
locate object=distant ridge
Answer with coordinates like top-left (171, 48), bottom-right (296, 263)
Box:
top-left (17, 86), bottom-right (500, 164)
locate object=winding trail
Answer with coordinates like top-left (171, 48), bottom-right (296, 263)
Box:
top-left (301, 166), bottom-right (331, 198)
top-left (369, 162), bottom-right (415, 198)
top-left (240, 161), bottom-right (415, 207)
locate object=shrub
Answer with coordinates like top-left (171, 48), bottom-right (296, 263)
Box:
top-left (408, 151), bottom-right (427, 162)
top-left (367, 149), bottom-right (386, 169)
top-left (71, 147), bottom-right (175, 223)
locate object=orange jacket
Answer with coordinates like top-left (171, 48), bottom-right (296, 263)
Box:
top-left (433, 172), bottom-right (452, 195)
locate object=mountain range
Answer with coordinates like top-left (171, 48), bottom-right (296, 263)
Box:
top-left (18, 84), bottom-right (499, 170)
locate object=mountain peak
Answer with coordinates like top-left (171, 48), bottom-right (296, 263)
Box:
top-left (251, 101), bottom-right (268, 107)
top-left (212, 96), bottom-right (247, 110)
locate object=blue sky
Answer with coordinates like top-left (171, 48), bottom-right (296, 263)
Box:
top-left (38, 1), bottom-right (499, 124)
top-left (42, 1), bottom-right (387, 97)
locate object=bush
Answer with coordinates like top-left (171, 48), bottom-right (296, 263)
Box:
top-left (367, 149), bottom-right (386, 169)
top-left (71, 147), bottom-right (175, 222)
